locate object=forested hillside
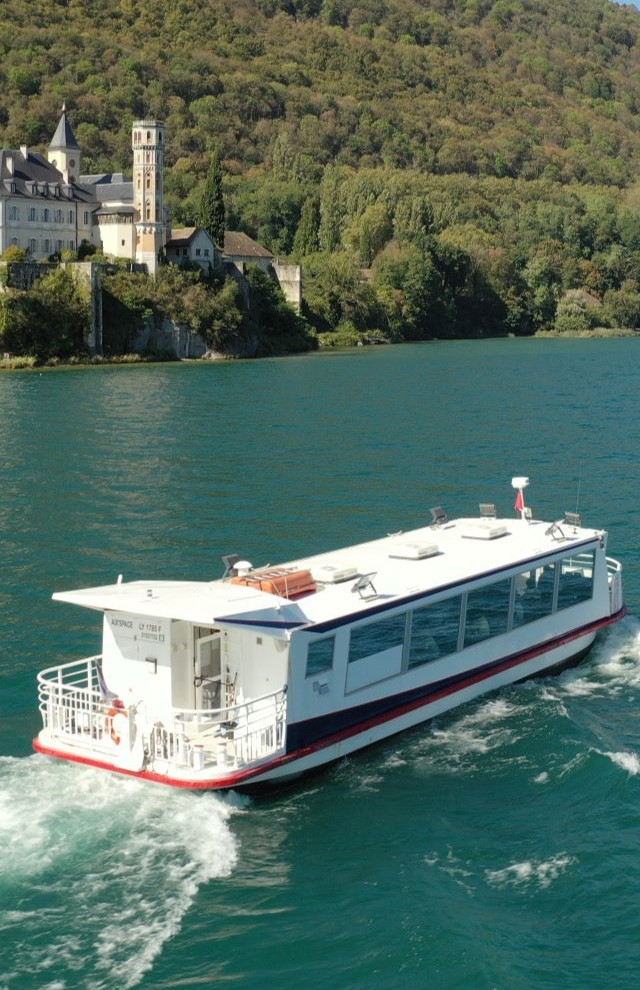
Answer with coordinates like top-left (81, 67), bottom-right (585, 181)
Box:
top-left (4, 0), bottom-right (640, 341)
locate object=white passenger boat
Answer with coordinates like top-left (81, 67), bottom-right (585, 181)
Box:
top-left (34, 478), bottom-right (625, 790)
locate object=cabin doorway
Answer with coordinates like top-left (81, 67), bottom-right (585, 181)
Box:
top-left (194, 629), bottom-right (222, 712)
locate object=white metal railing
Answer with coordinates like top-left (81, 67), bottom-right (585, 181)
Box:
top-left (607, 556), bottom-right (623, 616)
top-left (167, 689), bottom-right (288, 772)
top-left (37, 655), bottom-right (288, 774)
top-left (37, 655), bottom-right (114, 755)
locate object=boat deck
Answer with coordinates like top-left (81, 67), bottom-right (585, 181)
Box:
top-left (52, 514), bottom-right (604, 631)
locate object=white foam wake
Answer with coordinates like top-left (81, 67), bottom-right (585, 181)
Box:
top-left (486, 853), bottom-right (576, 890)
top-left (0, 755), bottom-right (242, 990)
top-left (552, 616), bottom-right (640, 701)
top-left (602, 750), bottom-right (640, 775)
top-left (422, 697), bottom-right (523, 761)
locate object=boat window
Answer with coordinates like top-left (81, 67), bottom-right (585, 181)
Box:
top-left (349, 612), bottom-right (406, 663)
top-left (306, 636), bottom-right (335, 677)
top-left (557, 551), bottom-right (595, 610)
top-left (408, 596), bottom-right (461, 669)
top-left (512, 563), bottom-right (556, 628)
top-left (463, 577), bottom-right (511, 648)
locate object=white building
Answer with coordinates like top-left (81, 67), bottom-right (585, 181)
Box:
top-left (0, 107), bottom-right (169, 273)
top-left (0, 108), bottom-right (301, 301)
top-left (165, 227), bottom-right (219, 270)
top-left (0, 108), bottom-right (95, 258)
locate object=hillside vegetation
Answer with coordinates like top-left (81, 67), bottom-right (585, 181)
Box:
top-left (3, 0), bottom-right (640, 342)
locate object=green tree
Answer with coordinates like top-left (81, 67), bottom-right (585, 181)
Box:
top-left (302, 251), bottom-right (385, 332)
top-left (229, 178), bottom-right (305, 255)
top-left (318, 166), bottom-right (343, 253)
top-left (372, 242), bottom-right (439, 340)
top-left (553, 293), bottom-right (593, 334)
top-left (244, 265), bottom-right (315, 354)
top-left (198, 150), bottom-right (226, 246)
top-left (345, 201), bottom-right (393, 266)
top-left (393, 196), bottom-right (434, 247)
top-left (602, 289), bottom-right (640, 329)
top-left (1, 246), bottom-right (27, 264)
top-left (0, 269), bottom-right (89, 359)
top-left (292, 197), bottom-right (320, 258)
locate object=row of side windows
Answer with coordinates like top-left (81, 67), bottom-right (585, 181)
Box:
top-left (11, 238), bottom-right (75, 253)
top-left (305, 551), bottom-right (596, 678)
top-left (10, 208), bottom-right (91, 225)
top-left (14, 207), bottom-right (78, 223)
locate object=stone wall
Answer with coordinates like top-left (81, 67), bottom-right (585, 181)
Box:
top-left (132, 317), bottom-right (207, 358)
top-left (0, 261), bottom-right (57, 290)
top-left (61, 262), bottom-right (105, 355)
top-left (272, 261), bottom-right (303, 311)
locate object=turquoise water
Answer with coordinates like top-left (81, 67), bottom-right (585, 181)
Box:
top-left (1, 338), bottom-right (640, 989)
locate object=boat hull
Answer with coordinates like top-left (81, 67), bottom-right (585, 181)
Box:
top-left (33, 605), bottom-right (625, 791)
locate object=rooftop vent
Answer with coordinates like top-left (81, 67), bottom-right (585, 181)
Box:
top-left (461, 523), bottom-right (509, 540)
top-left (389, 541), bottom-right (439, 560)
top-left (312, 563), bottom-right (359, 584)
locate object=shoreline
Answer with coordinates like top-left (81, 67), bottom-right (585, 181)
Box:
top-left (2, 328), bottom-right (638, 371)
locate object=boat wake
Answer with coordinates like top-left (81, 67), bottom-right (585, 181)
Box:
top-left (339, 616), bottom-right (640, 787)
top-left (601, 750), bottom-right (640, 775)
top-left (424, 849), bottom-right (577, 895)
top-left (485, 853), bottom-right (577, 890)
top-left (0, 755), bottom-right (243, 990)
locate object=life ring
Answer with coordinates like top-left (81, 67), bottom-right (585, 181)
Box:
top-left (107, 705), bottom-right (128, 746)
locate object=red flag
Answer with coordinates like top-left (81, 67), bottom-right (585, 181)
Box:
top-left (514, 490), bottom-right (524, 512)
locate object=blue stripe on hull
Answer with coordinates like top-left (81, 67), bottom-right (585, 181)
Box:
top-left (286, 622), bottom-right (603, 752)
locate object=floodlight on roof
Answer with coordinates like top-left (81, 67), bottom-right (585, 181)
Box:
top-left (351, 572), bottom-right (378, 600)
top-left (221, 553), bottom-right (241, 578)
top-left (430, 507), bottom-right (448, 527)
top-left (564, 511), bottom-right (582, 530)
top-left (545, 521), bottom-right (566, 540)
top-left (479, 503), bottom-right (496, 519)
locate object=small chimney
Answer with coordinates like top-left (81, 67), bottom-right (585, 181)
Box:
top-left (6, 154), bottom-right (13, 176)
top-left (20, 144), bottom-right (28, 160)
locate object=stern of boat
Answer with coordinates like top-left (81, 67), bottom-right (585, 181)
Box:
top-left (607, 556), bottom-right (624, 617)
top-left (34, 655), bottom-right (288, 787)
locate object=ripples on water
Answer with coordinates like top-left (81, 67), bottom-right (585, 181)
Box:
top-left (0, 759), bottom-right (242, 990)
top-left (2, 341), bottom-right (640, 989)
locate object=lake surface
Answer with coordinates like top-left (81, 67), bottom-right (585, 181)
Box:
top-left (1, 338), bottom-right (640, 990)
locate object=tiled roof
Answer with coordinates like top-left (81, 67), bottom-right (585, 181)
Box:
top-left (223, 231), bottom-right (273, 259)
top-left (167, 226), bottom-right (198, 246)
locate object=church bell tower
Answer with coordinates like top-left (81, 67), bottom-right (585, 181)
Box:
top-left (48, 104), bottom-right (81, 184)
top-left (132, 120), bottom-right (166, 273)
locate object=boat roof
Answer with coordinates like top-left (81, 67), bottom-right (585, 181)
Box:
top-left (53, 512), bottom-right (604, 635)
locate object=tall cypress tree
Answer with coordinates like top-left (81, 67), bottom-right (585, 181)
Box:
top-left (198, 150), bottom-right (225, 246)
